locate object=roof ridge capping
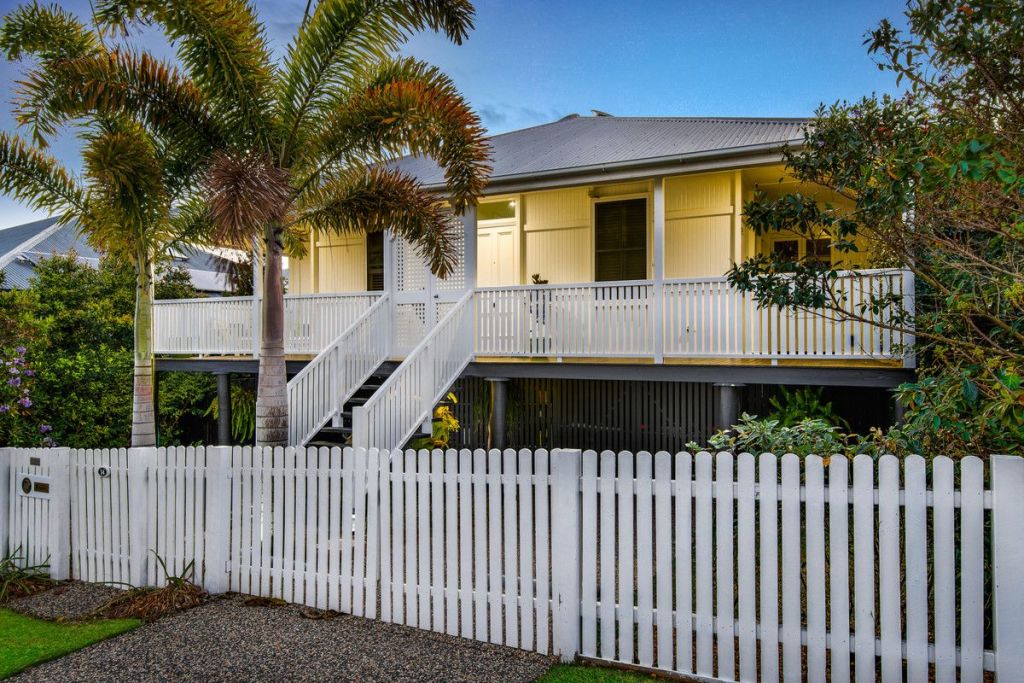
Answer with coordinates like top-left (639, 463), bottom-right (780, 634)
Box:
top-left (484, 113), bottom-right (810, 140)
top-left (573, 114), bottom-right (811, 122)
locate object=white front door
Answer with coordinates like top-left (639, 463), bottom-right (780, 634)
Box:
top-left (390, 222), bottom-right (469, 356)
top-left (477, 223), bottom-right (518, 286)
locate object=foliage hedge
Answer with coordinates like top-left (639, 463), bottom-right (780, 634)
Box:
top-left (0, 254), bottom-right (219, 447)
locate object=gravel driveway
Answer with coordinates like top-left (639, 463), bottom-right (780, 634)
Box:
top-left (13, 594), bottom-right (557, 682)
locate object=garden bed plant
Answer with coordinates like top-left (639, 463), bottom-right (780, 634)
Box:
top-left (0, 547), bottom-right (51, 605)
top-left (95, 555), bottom-right (207, 621)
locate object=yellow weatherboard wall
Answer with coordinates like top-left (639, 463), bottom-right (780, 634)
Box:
top-left (293, 165), bottom-right (881, 295)
top-left (522, 187), bottom-right (592, 283)
top-left (318, 232), bottom-right (367, 292)
top-left (663, 171), bottom-right (737, 279)
top-left (288, 231), bottom-right (368, 294)
top-left (749, 175), bottom-right (876, 269)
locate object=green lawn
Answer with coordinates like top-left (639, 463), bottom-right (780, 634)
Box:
top-left (539, 663), bottom-right (661, 682)
top-left (0, 608), bottom-right (140, 678)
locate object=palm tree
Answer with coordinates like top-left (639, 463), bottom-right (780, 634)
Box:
top-left (0, 4), bottom-right (214, 446)
top-left (26, 0), bottom-right (491, 446)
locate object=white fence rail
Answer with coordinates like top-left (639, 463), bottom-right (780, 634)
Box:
top-left (3, 447), bottom-right (1021, 683)
top-left (153, 293), bottom-right (381, 356)
top-left (352, 290), bottom-right (475, 451)
top-left (227, 446), bottom-right (379, 614)
top-left (287, 295), bottom-right (391, 446)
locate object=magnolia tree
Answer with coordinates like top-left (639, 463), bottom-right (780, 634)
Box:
top-left (730, 0), bottom-right (1024, 456)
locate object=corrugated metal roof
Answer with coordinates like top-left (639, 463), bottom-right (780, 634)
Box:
top-left (0, 217), bottom-right (62, 263)
top-left (0, 219), bottom-right (234, 293)
top-left (395, 115), bottom-right (809, 187)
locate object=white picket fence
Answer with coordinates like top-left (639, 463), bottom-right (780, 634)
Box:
top-left (2, 446), bottom-right (1023, 682)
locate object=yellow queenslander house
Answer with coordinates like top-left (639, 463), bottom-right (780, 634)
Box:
top-left (153, 115), bottom-right (915, 451)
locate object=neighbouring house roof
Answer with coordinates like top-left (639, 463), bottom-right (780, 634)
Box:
top-left (0, 218), bottom-right (237, 294)
top-left (395, 114), bottom-right (809, 191)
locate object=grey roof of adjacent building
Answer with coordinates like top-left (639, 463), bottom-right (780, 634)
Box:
top-left (394, 114), bottom-right (809, 188)
top-left (0, 218), bottom-right (235, 293)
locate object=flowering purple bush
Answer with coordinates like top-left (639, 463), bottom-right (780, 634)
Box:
top-left (0, 345), bottom-right (53, 446)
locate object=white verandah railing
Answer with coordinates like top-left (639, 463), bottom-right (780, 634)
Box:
top-left (153, 270), bottom-right (912, 364)
top-left (153, 292), bottom-right (383, 355)
top-left (475, 268), bottom-right (912, 362)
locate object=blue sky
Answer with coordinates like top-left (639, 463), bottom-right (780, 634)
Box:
top-left (0, 0), bottom-right (907, 229)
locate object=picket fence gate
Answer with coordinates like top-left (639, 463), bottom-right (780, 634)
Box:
top-left (2, 446), bottom-right (1023, 683)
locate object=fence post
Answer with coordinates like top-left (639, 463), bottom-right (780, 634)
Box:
top-left (991, 454), bottom-right (1024, 680)
top-left (551, 448), bottom-right (582, 662)
top-left (203, 445), bottom-right (233, 593)
top-left (352, 406), bottom-right (368, 449)
top-left (0, 448), bottom-right (9, 557)
top-left (47, 448), bottom-right (71, 580)
top-left (128, 447), bottom-right (157, 587)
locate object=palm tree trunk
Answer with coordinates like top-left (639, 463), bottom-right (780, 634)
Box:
top-left (131, 252), bottom-right (157, 447)
top-left (256, 224), bottom-right (288, 446)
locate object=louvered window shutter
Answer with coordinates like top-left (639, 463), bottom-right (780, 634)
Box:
top-left (366, 231), bottom-right (385, 291)
top-left (595, 198), bottom-right (647, 281)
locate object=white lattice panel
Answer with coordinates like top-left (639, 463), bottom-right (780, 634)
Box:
top-left (395, 238), bottom-right (428, 293)
top-left (434, 301), bottom-right (456, 322)
top-left (395, 303), bottom-right (428, 350)
top-left (434, 223), bottom-right (465, 292)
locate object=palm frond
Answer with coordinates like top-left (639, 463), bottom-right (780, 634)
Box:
top-left (277, 0), bottom-right (475, 162)
top-left (94, 0), bottom-right (275, 151)
top-left (0, 132), bottom-right (86, 221)
top-left (0, 1), bottom-right (100, 62)
top-left (302, 56), bottom-right (490, 212)
top-left (79, 120), bottom-right (169, 259)
top-left (297, 165), bottom-right (457, 277)
top-left (14, 49), bottom-right (223, 157)
top-left (205, 150), bottom-right (292, 248)
top-left (166, 195), bottom-right (215, 247)
top-left (83, 122), bottom-right (165, 220)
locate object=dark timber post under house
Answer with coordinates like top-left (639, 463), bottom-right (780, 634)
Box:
top-left (714, 383), bottom-right (744, 434)
top-left (487, 377), bottom-right (509, 450)
top-left (216, 372), bottom-right (232, 446)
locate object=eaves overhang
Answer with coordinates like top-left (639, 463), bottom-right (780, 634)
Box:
top-left (421, 138), bottom-right (804, 196)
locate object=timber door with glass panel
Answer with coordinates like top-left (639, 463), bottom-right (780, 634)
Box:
top-left (592, 197), bottom-right (652, 352)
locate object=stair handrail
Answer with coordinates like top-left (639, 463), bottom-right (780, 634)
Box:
top-left (286, 294), bottom-right (391, 445)
top-left (352, 290), bottom-right (475, 451)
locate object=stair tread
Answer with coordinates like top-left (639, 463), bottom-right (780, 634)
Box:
top-left (317, 426), bottom-right (352, 436)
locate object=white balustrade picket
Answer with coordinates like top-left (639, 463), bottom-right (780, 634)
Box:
top-left (1, 446), bottom-right (1022, 683)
